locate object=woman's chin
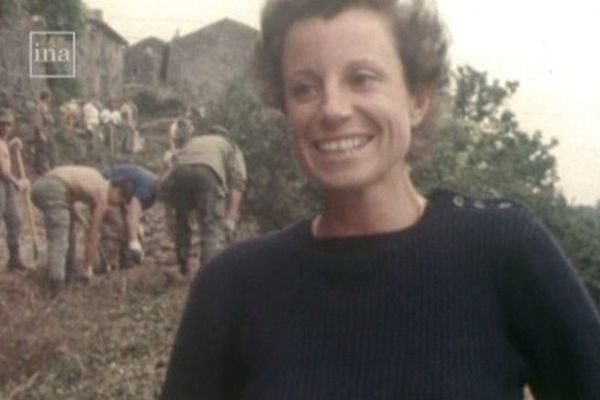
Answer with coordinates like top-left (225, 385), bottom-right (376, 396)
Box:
top-left (311, 171), bottom-right (375, 194)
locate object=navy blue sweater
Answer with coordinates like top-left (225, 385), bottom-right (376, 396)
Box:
top-left (161, 190), bottom-right (600, 399)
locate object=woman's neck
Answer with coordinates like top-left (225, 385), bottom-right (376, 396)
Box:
top-left (314, 174), bottom-right (426, 238)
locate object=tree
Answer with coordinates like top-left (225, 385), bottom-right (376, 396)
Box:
top-left (0, 0), bottom-right (22, 25)
top-left (413, 65), bottom-right (559, 205)
top-left (46, 69), bottom-right (82, 105)
top-left (23, 0), bottom-right (85, 32)
top-left (553, 203), bottom-right (600, 304)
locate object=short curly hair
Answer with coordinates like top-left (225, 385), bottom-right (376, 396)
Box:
top-left (254, 0), bottom-right (451, 164)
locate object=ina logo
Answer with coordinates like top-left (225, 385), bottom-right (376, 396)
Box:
top-left (29, 31), bottom-right (76, 78)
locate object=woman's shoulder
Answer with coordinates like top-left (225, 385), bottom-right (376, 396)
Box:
top-left (427, 187), bottom-right (542, 243)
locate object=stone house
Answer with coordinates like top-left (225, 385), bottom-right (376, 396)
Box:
top-left (163, 18), bottom-right (259, 102)
top-left (76, 10), bottom-right (128, 101)
top-left (124, 37), bottom-right (167, 89)
top-left (0, 8), bottom-right (127, 104)
top-left (0, 13), bottom-right (48, 102)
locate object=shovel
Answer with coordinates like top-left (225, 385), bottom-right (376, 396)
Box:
top-left (15, 148), bottom-right (39, 262)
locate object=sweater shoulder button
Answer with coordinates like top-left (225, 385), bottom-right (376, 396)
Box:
top-left (453, 195), bottom-right (465, 207)
top-left (497, 201), bottom-right (513, 210)
top-left (473, 200), bottom-right (486, 209)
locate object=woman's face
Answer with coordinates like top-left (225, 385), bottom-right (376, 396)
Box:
top-left (282, 7), bottom-right (429, 193)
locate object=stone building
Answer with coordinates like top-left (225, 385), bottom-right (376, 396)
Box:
top-left (76, 10), bottom-right (128, 100)
top-left (0, 8), bottom-right (127, 104)
top-left (0, 13), bottom-right (48, 103)
top-left (124, 37), bottom-right (167, 89)
top-left (163, 18), bottom-right (259, 102)
top-left (3, 10), bottom-right (261, 107)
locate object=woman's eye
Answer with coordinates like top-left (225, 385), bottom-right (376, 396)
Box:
top-left (351, 72), bottom-right (377, 88)
top-left (290, 83), bottom-right (318, 101)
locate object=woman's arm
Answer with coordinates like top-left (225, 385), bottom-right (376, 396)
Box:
top-left (160, 261), bottom-right (244, 399)
top-left (503, 215), bottom-right (600, 399)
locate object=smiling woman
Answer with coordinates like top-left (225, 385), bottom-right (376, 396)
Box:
top-left (282, 8), bottom-right (422, 196)
top-left (160, 0), bottom-right (600, 399)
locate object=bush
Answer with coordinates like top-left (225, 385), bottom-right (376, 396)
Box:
top-left (47, 76), bottom-right (82, 107)
top-left (205, 75), bottom-right (318, 231)
top-left (132, 88), bottom-right (184, 119)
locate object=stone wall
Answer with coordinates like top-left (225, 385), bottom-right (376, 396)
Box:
top-left (0, 13), bottom-right (48, 103)
top-left (1, 12), bottom-right (126, 105)
top-left (124, 47), bottom-right (164, 88)
top-left (165, 19), bottom-right (259, 103)
top-left (75, 20), bottom-right (126, 101)
top-left (124, 37), bottom-right (166, 89)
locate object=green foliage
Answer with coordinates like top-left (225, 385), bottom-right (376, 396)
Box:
top-left (46, 72), bottom-right (82, 106)
top-left (133, 88), bottom-right (183, 118)
top-left (205, 75), bottom-right (318, 231)
top-left (133, 89), bottom-right (162, 116)
top-left (553, 202), bottom-right (600, 304)
top-left (0, 0), bottom-right (22, 24)
top-left (413, 65), bottom-right (559, 204)
top-left (23, 0), bottom-right (85, 32)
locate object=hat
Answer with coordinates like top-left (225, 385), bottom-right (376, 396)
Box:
top-left (0, 107), bottom-right (15, 123)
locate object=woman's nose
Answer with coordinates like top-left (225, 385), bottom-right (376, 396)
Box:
top-left (319, 82), bottom-right (352, 130)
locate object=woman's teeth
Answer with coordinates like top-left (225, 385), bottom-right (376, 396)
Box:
top-left (316, 136), bottom-right (370, 154)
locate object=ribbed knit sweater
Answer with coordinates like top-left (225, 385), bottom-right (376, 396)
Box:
top-left (160, 189), bottom-right (600, 400)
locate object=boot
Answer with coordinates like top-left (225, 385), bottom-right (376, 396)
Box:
top-left (177, 246), bottom-right (189, 276)
top-left (69, 266), bottom-right (94, 285)
top-left (49, 279), bottom-right (65, 298)
top-left (7, 243), bottom-right (28, 271)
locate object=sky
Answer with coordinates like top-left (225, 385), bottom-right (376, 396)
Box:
top-left (85, 0), bottom-right (600, 205)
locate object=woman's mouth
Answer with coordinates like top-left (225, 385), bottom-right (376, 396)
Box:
top-left (314, 135), bottom-right (372, 155)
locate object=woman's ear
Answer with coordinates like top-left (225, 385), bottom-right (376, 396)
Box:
top-left (409, 87), bottom-right (431, 128)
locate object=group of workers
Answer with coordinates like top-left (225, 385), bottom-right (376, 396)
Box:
top-left (0, 102), bottom-right (246, 297)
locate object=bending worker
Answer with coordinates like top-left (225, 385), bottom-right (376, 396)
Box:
top-left (162, 125), bottom-right (246, 275)
top-left (31, 165), bottom-right (133, 295)
top-left (101, 163), bottom-right (158, 263)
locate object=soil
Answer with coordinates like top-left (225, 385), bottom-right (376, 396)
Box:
top-left (0, 205), bottom-right (193, 399)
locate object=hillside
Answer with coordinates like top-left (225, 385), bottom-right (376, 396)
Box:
top-left (0, 204), bottom-right (192, 399)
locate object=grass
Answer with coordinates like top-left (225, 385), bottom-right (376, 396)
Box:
top-left (0, 203), bottom-right (193, 400)
top-left (0, 261), bottom-right (191, 399)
